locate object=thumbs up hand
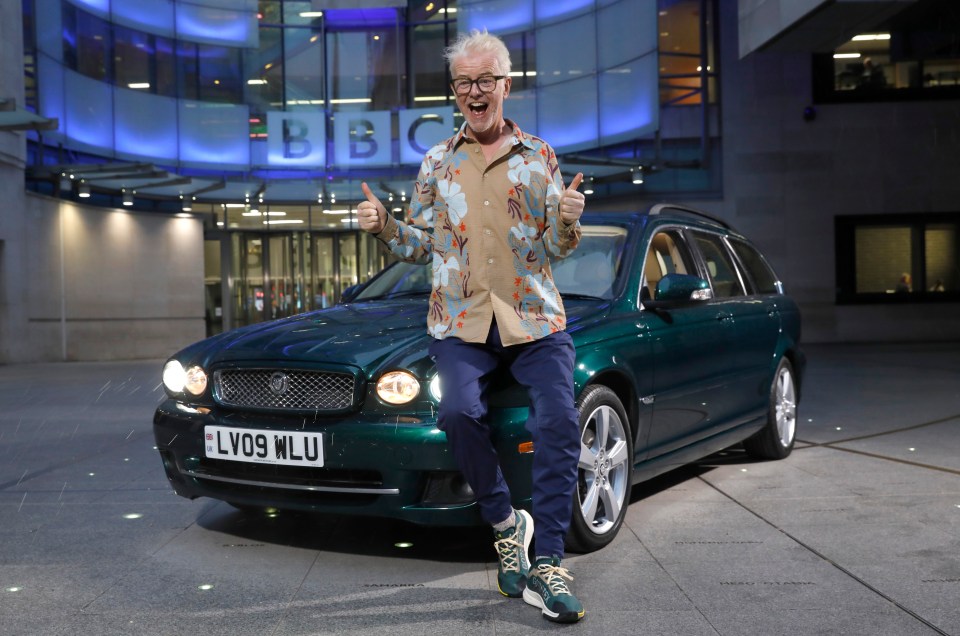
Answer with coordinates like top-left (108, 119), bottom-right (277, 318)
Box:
top-left (358, 182), bottom-right (387, 234)
top-left (559, 172), bottom-right (585, 225)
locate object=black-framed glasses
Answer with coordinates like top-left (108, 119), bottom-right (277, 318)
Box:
top-left (450, 75), bottom-right (506, 95)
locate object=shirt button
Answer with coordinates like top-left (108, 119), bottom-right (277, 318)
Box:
top-left (484, 229), bottom-right (492, 235)
top-left (484, 200), bottom-right (490, 206)
top-left (487, 258), bottom-right (494, 264)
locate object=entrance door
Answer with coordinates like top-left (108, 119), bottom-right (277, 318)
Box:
top-left (217, 230), bottom-right (385, 333)
top-left (234, 234), bottom-right (266, 327)
top-left (338, 233), bottom-right (359, 299)
top-left (267, 234), bottom-right (300, 321)
top-left (312, 234), bottom-right (335, 308)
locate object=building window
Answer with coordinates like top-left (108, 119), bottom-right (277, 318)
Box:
top-left (813, 1), bottom-right (960, 103)
top-left (835, 215), bottom-right (959, 303)
top-left (658, 0), bottom-right (717, 106)
top-left (62, 2), bottom-right (113, 81)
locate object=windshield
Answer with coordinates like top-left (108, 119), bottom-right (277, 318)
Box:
top-left (552, 225), bottom-right (627, 299)
top-left (352, 224), bottom-right (628, 301)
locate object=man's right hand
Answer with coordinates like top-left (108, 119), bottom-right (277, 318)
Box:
top-left (358, 182), bottom-right (387, 234)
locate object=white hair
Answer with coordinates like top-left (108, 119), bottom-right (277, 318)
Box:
top-left (444, 29), bottom-right (512, 76)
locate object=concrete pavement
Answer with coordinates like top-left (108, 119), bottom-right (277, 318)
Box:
top-left (1, 343), bottom-right (958, 635)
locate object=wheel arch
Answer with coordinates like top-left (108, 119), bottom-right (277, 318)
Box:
top-left (777, 344), bottom-right (805, 401)
top-left (575, 364), bottom-right (640, 448)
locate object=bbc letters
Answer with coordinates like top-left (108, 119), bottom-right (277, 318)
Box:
top-left (267, 106), bottom-right (455, 168)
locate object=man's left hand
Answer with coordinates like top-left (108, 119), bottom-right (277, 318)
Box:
top-left (559, 172), bottom-right (585, 224)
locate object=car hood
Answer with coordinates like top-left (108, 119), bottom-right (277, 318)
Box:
top-left (188, 298), bottom-right (610, 374)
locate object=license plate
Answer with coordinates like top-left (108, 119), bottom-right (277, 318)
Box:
top-left (204, 425), bottom-right (324, 467)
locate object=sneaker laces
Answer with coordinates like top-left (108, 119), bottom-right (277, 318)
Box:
top-left (494, 533), bottom-right (523, 573)
top-left (535, 563), bottom-right (575, 595)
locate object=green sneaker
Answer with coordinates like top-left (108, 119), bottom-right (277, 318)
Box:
top-left (493, 509), bottom-right (533, 598)
top-left (523, 556), bottom-right (585, 623)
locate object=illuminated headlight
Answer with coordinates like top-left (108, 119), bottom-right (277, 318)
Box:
top-left (184, 365), bottom-right (208, 396)
top-left (162, 360), bottom-right (207, 396)
top-left (429, 374), bottom-right (442, 401)
top-left (162, 360), bottom-right (186, 393)
top-left (376, 371), bottom-right (420, 405)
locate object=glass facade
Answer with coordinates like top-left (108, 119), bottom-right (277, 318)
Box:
top-left (23, 0), bottom-right (719, 333)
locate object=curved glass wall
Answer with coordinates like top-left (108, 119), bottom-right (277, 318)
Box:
top-left (32, 0), bottom-right (667, 177)
top-left (22, 0), bottom-right (719, 334)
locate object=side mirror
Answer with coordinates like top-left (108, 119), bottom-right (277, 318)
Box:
top-left (340, 284), bottom-right (361, 303)
top-left (653, 274), bottom-right (713, 304)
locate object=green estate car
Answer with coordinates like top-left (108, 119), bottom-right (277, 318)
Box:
top-left (154, 204), bottom-right (803, 553)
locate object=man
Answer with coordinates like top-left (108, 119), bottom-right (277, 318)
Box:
top-left (357, 29), bottom-right (586, 624)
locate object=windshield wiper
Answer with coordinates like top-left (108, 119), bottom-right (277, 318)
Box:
top-left (359, 290), bottom-right (431, 301)
top-left (561, 292), bottom-right (605, 300)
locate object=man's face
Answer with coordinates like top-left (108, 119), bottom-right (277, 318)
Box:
top-left (452, 53), bottom-right (511, 138)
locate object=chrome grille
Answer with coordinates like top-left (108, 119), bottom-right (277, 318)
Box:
top-left (214, 368), bottom-right (356, 411)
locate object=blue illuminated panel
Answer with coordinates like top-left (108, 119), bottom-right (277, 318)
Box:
top-left (534, 0), bottom-right (593, 22)
top-left (504, 89), bottom-right (538, 138)
top-left (178, 101), bottom-right (250, 168)
top-left (37, 55), bottom-right (65, 138)
top-left (64, 69), bottom-right (115, 154)
top-left (536, 12), bottom-right (596, 87)
top-left (538, 77), bottom-right (598, 153)
top-left (600, 56), bottom-right (659, 144)
top-left (66, 0), bottom-right (108, 18)
top-left (112, 0), bottom-right (175, 37)
top-left (598, 0), bottom-right (657, 68)
top-left (176, 3), bottom-right (258, 47)
top-left (114, 89), bottom-right (179, 161)
top-left (458, 0), bottom-right (533, 35)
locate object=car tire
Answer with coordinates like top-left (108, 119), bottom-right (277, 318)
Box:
top-left (743, 357), bottom-right (798, 460)
top-left (565, 384), bottom-right (634, 553)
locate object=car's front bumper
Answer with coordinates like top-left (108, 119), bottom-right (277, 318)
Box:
top-left (153, 399), bottom-right (533, 526)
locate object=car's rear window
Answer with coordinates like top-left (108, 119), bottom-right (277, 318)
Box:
top-left (729, 238), bottom-right (781, 294)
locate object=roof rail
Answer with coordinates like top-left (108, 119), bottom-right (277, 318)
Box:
top-left (647, 203), bottom-right (735, 231)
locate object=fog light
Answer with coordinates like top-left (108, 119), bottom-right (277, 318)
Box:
top-left (421, 472), bottom-right (475, 506)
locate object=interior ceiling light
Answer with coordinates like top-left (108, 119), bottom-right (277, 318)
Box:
top-left (122, 190), bottom-right (133, 206)
top-left (78, 182), bottom-right (90, 197)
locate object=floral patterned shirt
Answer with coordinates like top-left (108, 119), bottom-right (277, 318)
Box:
top-left (374, 120), bottom-right (581, 346)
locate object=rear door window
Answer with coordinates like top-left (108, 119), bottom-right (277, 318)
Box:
top-left (729, 238), bottom-right (781, 294)
top-left (691, 232), bottom-right (746, 298)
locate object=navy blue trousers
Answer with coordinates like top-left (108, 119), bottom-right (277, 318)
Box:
top-left (428, 323), bottom-right (580, 558)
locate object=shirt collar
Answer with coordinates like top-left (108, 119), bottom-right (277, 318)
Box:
top-left (454, 119), bottom-right (536, 152)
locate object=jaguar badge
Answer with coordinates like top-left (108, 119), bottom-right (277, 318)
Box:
top-left (269, 371), bottom-right (289, 396)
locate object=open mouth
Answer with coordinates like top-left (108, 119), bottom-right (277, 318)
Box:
top-left (468, 102), bottom-right (488, 115)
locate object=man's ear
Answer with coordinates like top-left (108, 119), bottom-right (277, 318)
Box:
top-left (503, 75), bottom-right (512, 99)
